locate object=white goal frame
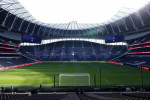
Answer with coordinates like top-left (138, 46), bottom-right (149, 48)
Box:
top-left (59, 73), bottom-right (90, 86)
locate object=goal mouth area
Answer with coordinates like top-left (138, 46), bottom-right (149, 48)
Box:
top-left (59, 73), bottom-right (90, 87)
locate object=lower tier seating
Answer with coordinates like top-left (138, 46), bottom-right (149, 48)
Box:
top-left (0, 93), bottom-right (67, 100)
top-left (0, 56), bottom-right (34, 68)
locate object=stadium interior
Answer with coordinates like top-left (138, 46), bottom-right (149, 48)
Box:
top-left (0, 0), bottom-right (150, 100)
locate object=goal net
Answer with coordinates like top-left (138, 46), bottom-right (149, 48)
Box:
top-left (59, 73), bottom-right (90, 86)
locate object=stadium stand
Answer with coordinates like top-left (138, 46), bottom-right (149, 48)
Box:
top-left (111, 34), bottom-right (150, 67)
top-left (76, 92), bottom-right (150, 100)
top-left (0, 36), bottom-right (35, 68)
top-left (20, 41), bottom-right (127, 61)
top-left (1, 92), bottom-right (150, 100)
top-left (0, 93), bottom-right (68, 100)
top-left (94, 92), bottom-right (150, 100)
top-left (0, 57), bottom-right (34, 67)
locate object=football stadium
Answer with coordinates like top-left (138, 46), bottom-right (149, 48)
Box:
top-left (0, 0), bottom-right (150, 99)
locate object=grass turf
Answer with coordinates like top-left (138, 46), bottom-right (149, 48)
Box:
top-left (0, 62), bottom-right (150, 88)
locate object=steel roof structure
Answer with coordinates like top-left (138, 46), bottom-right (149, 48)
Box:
top-left (0, 0), bottom-right (146, 30)
top-left (0, 0), bottom-right (150, 39)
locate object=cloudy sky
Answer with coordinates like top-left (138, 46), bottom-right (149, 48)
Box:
top-left (18, 0), bottom-right (148, 23)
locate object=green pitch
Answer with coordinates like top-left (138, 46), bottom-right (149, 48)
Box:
top-left (0, 62), bottom-right (150, 88)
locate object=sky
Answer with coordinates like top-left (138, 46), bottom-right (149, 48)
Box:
top-left (18, 0), bottom-right (148, 23)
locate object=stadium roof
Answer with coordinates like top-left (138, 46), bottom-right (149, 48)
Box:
top-left (0, 0), bottom-right (37, 23)
top-left (0, 0), bottom-right (149, 30)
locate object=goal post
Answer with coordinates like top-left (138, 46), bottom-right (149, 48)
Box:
top-left (59, 73), bottom-right (90, 86)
